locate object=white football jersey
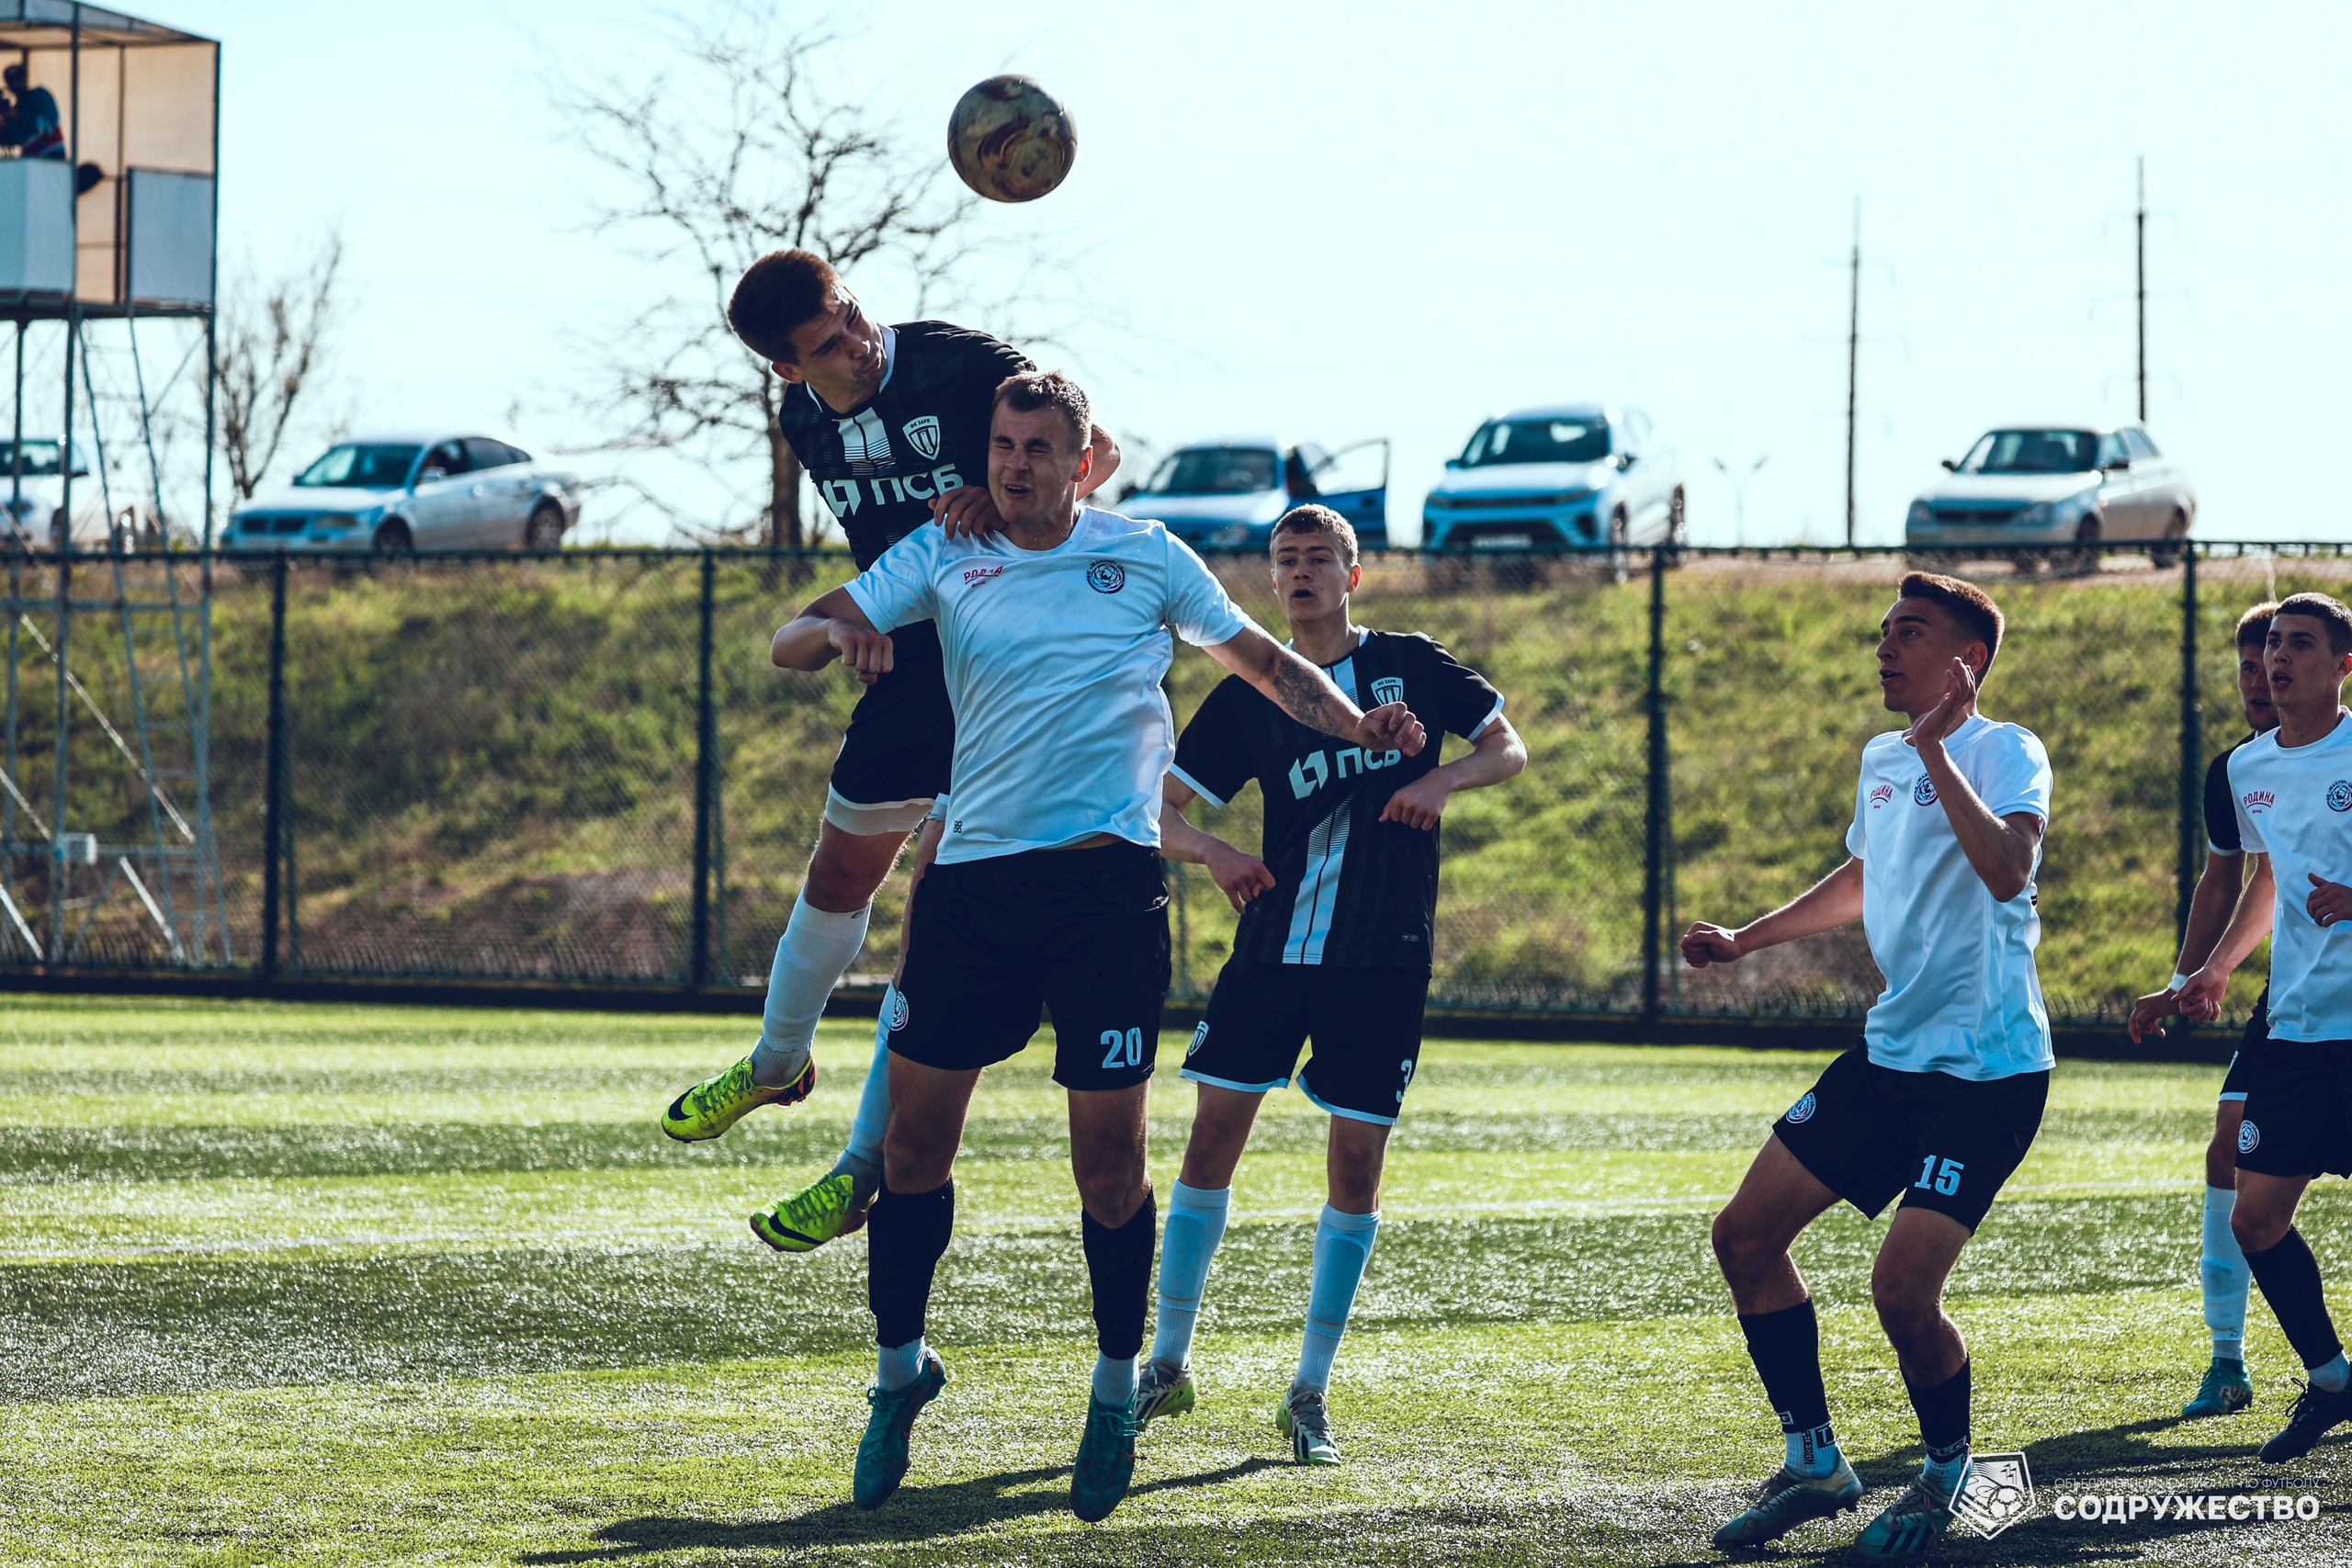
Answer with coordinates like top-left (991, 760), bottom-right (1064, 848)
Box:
top-left (2230, 712), bottom-right (2352, 1043)
top-left (845, 506), bottom-right (1255, 864)
top-left (1844, 713), bottom-right (2055, 1080)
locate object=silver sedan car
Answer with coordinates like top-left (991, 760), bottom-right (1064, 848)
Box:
top-left (1905, 423), bottom-right (2194, 563)
top-left (228, 433), bottom-right (583, 552)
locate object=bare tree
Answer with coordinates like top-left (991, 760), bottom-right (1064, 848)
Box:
top-left (549, 7), bottom-right (1065, 547)
top-left (214, 231), bottom-right (345, 502)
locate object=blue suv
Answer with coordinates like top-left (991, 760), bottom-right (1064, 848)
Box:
top-left (1422, 404), bottom-right (1682, 550)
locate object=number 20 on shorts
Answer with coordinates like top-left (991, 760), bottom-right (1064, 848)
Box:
top-left (1916, 1155), bottom-right (1964, 1196)
top-left (1100, 1028), bottom-right (1144, 1068)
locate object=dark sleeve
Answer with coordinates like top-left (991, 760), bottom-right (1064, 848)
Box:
top-left (1171, 678), bottom-right (1259, 808)
top-left (2205, 748), bottom-right (2241, 853)
top-left (923, 321), bottom-right (1035, 392)
top-left (1421, 636), bottom-right (1507, 740)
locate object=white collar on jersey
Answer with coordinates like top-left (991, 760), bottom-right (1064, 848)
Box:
top-left (801, 322), bottom-right (899, 413)
top-left (1283, 626), bottom-right (1369, 670)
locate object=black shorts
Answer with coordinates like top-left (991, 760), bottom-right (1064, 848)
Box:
top-left (2234, 1037), bottom-right (2352, 1179)
top-left (2219, 986), bottom-right (2270, 1103)
top-left (830, 619), bottom-right (955, 813)
top-left (890, 841), bottom-right (1170, 1090)
top-left (1182, 959), bottom-right (1430, 1124)
top-left (1773, 1044), bottom-right (2049, 1232)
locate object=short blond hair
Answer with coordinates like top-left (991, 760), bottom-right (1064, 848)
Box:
top-left (1271, 504), bottom-right (1359, 566)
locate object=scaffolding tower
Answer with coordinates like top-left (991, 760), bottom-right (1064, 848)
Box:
top-left (1, 3), bottom-right (222, 970)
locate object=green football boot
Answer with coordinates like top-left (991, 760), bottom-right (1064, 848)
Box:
top-left (1134, 1357), bottom-right (1196, 1433)
top-left (853, 1349), bottom-right (946, 1510)
top-left (1070, 1393), bottom-right (1138, 1521)
top-left (1712, 1456), bottom-right (1864, 1550)
top-left (1853, 1472), bottom-right (1955, 1557)
top-left (2180, 1357), bottom-right (2254, 1419)
top-left (751, 1171), bottom-right (863, 1255)
top-left (660, 1055), bottom-right (813, 1143)
top-left (1278, 1385), bottom-right (1341, 1466)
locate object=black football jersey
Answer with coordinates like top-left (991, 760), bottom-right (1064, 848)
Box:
top-left (775, 321), bottom-right (1035, 570)
top-left (1171, 630), bottom-right (1505, 970)
top-left (2206, 733), bottom-right (2260, 854)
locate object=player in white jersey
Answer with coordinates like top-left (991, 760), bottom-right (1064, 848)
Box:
top-left (2175, 592), bottom-right (2352, 1461)
top-left (767, 371), bottom-right (1424, 1521)
top-left (2126, 601), bottom-right (2279, 1422)
top-left (1682, 572), bottom-right (2053, 1558)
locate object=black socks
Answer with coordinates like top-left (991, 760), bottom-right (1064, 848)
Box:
top-left (1738, 1299), bottom-right (1833, 1435)
top-left (867, 1180), bottom-right (956, 1349)
top-left (1080, 1189), bottom-right (1158, 1361)
top-left (2245, 1227), bottom-right (2346, 1372)
top-left (1905, 1358), bottom-right (1972, 1463)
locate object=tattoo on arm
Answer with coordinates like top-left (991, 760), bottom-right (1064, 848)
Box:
top-left (1272, 653), bottom-right (1355, 739)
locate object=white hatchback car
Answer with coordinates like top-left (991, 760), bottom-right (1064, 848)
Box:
top-left (0, 437), bottom-right (157, 552)
top-left (1906, 423), bottom-right (2194, 562)
top-left (229, 434), bottom-right (582, 552)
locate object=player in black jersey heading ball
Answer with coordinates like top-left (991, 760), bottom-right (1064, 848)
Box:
top-left (659, 250), bottom-right (1124, 1254)
top-left (1134, 505), bottom-right (1526, 1464)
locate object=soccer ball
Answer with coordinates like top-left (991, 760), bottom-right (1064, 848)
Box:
top-left (947, 75), bottom-right (1076, 203)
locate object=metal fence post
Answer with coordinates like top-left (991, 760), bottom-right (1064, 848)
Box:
top-left (2177, 544), bottom-right (2200, 945)
top-left (1642, 546), bottom-right (1668, 1026)
top-left (259, 554), bottom-right (287, 983)
top-left (689, 551), bottom-right (716, 990)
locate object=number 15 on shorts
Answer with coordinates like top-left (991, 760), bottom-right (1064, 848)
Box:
top-left (1101, 1028), bottom-right (1144, 1068)
top-left (1917, 1155), bottom-right (1964, 1196)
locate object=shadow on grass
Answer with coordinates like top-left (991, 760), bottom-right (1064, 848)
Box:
top-left (516, 1458), bottom-right (1283, 1562)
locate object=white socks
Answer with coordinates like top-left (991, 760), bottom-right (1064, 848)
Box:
top-left (832, 987), bottom-right (897, 1198)
top-left (877, 1337), bottom-right (927, 1393)
top-left (1786, 1422), bottom-right (1840, 1478)
top-left (748, 895), bottom-right (870, 1088)
top-left (1295, 1205), bottom-right (1380, 1393)
top-left (2200, 1184), bottom-right (2250, 1362)
top-left (2312, 1352), bottom-right (2351, 1393)
top-left (1092, 1353), bottom-right (1137, 1406)
top-left (1150, 1180), bottom-right (1232, 1368)
top-left (1921, 1445), bottom-right (1970, 1495)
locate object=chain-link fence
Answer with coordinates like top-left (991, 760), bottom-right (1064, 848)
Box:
top-left (3, 540), bottom-right (2335, 1032)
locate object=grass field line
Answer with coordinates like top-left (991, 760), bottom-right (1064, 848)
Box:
top-left (0, 1173), bottom-right (2216, 1265)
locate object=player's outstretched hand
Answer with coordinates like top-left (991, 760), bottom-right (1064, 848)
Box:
top-left (1380, 773), bottom-right (1453, 831)
top-left (1904, 657), bottom-right (1979, 751)
top-left (2126, 985), bottom-right (2182, 1043)
top-left (827, 620), bottom-right (894, 684)
top-left (932, 484), bottom-right (1006, 540)
top-left (1679, 921), bottom-right (1744, 967)
top-left (1204, 841), bottom-right (1275, 912)
top-left (2308, 872), bottom-right (2352, 929)
top-left (1355, 702), bottom-right (1426, 758)
top-left (2177, 964), bottom-right (2228, 1025)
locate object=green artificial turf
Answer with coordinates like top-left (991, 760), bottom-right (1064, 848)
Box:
top-left (1, 995), bottom-right (2345, 1564)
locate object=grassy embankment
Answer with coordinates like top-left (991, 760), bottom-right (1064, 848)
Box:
top-left (28, 551), bottom-right (2328, 1019)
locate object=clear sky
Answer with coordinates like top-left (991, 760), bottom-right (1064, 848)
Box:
top-left (159, 0), bottom-right (2348, 546)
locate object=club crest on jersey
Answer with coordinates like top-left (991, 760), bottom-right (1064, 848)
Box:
top-left (2239, 1119), bottom-right (2260, 1154)
top-left (1087, 560), bottom-right (1126, 594)
top-left (2329, 781), bottom-right (2352, 812)
top-left (888, 990), bottom-right (910, 1032)
top-left (1785, 1091), bottom-right (1817, 1124)
top-left (902, 415), bottom-right (942, 461)
top-left (1187, 1021), bottom-right (1209, 1057)
top-left (1870, 783), bottom-right (1895, 810)
top-left (1371, 676), bottom-right (1405, 707)
top-left (1913, 774), bottom-right (1938, 806)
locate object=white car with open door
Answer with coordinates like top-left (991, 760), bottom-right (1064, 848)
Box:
top-left (1114, 436), bottom-right (1390, 549)
top-left (228, 433), bottom-right (583, 552)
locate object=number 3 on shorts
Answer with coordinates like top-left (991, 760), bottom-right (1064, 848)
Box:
top-left (1100, 1028), bottom-right (1144, 1069)
top-left (1916, 1155), bottom-right (1964, 1196)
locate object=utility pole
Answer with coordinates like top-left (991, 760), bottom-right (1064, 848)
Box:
top-left (1845, 198), bottom-right (1860, 549)
top-left (2135, 156), bottom-right (2148, 423)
